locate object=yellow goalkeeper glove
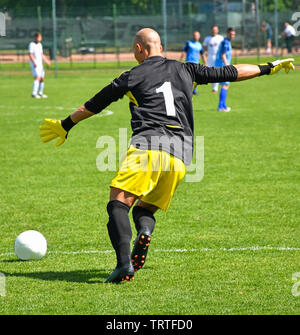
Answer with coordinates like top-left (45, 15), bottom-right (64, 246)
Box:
top-left (268, 58), bottom-right (295, 75)
top-left (40, 116), bottom-right (76, 146)
top-left (40, 118), bottom-right (68, 146)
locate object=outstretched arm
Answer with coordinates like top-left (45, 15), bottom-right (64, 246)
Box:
top-left (69, 105), bottom-right (94, 123)
top-left (40, 71), bottom-right (130, 146)
top-left (234, 58), bottom-right (295, 81)
top-left (186, 58), bottom-right (295, 85)
top-left (39, 106), bottom-right (94, 147)
top-left (234, 64), bottom-right (261, 81)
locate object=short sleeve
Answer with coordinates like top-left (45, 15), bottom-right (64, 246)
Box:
top-left (199, 43), bottom-right (204, 55)
top-left (220, 41), bottom-right (226, 55)
top-left (224, 41), bottom-right (230, 53)
top-left (183, 42), bottom-right (189, 52)
top-left (29, 42), bottom-right (34, 53)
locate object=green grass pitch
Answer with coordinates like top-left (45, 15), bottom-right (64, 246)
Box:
top-left (0, 58), bottom-right (300, 315)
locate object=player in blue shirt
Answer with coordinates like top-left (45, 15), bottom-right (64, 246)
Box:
top-left (215, 27), bottom-right (236, 112)
top-left (180, 31), bottom-right (207, 95)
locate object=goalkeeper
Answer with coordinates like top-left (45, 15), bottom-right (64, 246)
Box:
top-left (40, 28), bottom-right (294, 284)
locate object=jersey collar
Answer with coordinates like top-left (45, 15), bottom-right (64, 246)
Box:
top-left (144, 56), bottom-right (165, 62)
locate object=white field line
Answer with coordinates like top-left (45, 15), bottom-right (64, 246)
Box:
top-left (96, 110), bottom-right (114, 117)
top-left (1, 246), bottom-right (300, 258)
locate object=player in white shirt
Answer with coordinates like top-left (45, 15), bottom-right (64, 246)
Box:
top-left (29, 32), bottom-right (51, 98)
top-left (203, 25), bottom-right (224, 93)
top-left (280, 22), bottom-right (296, 54)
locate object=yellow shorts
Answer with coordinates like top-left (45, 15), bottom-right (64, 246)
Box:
top-left (110, 146), bottom-right (186, 211)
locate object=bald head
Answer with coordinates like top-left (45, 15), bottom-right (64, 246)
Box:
top-left (135, 28), bottom-right (161, 49)
top-left (133, 28), bottom-right (163, 63)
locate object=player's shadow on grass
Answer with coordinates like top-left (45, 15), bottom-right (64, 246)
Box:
top-left (5, 269), bottom-right (109, 284)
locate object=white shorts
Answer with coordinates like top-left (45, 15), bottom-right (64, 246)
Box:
top-left (30, 62), bottom-right (45, 78)
top-left (207, 56), bottom-right (216, 67)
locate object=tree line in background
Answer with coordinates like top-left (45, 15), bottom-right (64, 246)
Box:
top-left (0, 0), bottom-right (299, 15)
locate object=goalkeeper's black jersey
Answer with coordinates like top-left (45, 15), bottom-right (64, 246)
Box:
top-left (85, 56), bottom-right (237, 165)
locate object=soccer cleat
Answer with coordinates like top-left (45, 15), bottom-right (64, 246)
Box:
top-left (104, 263), bottom-right (135, 284)
top-left (39, 94), bottom-right (48, 98)
top-left (218, 107), bottom-right (231, 112)
top-left (32, 94), bottom-right (41, 99)
top-left (131, 231), bottom-right (151, 272)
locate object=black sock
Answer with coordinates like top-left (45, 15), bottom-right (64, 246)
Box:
top-left (132, 206), bottom-right (156, 236)
top-left (107, 200), bottom-right (132, 267)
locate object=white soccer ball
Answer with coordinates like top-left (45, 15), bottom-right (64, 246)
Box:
top-left (14, 230), bottom-right (47, 260)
